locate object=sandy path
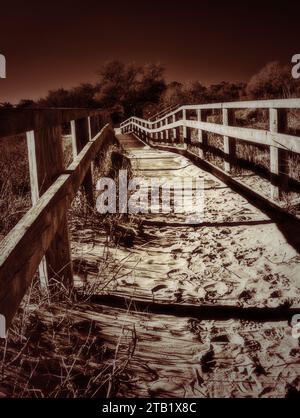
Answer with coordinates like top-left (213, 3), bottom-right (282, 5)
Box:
top-left (73, 134), bottom-right (300, 309)
top-left (71, 133), bottom-right (300, 398)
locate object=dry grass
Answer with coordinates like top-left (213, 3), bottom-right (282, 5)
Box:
top-left (0, 132), bottom-right (76, 242)
top-left (0, 133), bottom-right (138, 398)
top-left (0, 134), bottom-right (31, 241)
top-left (0, 275), bottom-right (137, 398)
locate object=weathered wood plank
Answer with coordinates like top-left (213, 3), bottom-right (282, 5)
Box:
top-left (0, 175), bottom-right (71, 330)
top-left (269, 109), bottom-right (289, 200)
top-left (185, 98), bottom-right (300, 110)
top-left (0, 108), bottom-right (104, 139)
top-left (182, 108), bottom-right (187, 144)
top-left (172, 113), bottom-right (177, 142)
top-left (222, 108), bottom-right (236, 173)
top-left (29, 126), bottom-right (73, 289)
top-left (26, 130), bottom-right (48, 288)
top-left (0, 124), bottom-right (111, 329)
top-left (70, 120), bottom-right (78, 159)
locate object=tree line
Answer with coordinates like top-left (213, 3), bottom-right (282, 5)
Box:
top-left (1, 60), bottom-right (299, 123)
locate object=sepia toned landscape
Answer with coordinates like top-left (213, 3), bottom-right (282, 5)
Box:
top-left (0, 0), bottom-right (300, 400)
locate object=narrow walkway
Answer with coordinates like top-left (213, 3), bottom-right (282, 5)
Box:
top-left (72, 134), bottom-right (300, 398)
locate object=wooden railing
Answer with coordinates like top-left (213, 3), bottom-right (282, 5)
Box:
top-left (2, 100), bottom-right (300, 332)
top-left (121, 99), bottom-right (300, 203)
top-left (0, 109), bottom-right (114, 332)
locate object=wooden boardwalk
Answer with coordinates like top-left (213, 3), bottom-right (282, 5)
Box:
top-left (1, 102), bottom-right (300, 397)
top-left (71, 133), bottom-right (300, 398)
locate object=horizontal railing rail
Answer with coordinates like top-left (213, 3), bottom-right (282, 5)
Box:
top-left (0, 108), bottom-right (103, 139)
top-left (121, 98), bottom-right (300, 203)
top-left (0, 109), bottom-right (114, 331)
top-left (120, 99), bottom-right (300, 128)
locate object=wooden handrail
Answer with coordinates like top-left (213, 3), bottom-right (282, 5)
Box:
top-left (0, 107), bottom-right (114, 332)
top-left (127, 119), bottom-right (300, 153)
top-left (0, 108), bottom-right (104, 139)
top-left (121, 98), bottom-right (300, 203)
top-left (121, 98), bottom-right (300, 128)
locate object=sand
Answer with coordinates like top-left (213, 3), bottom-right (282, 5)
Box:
top-left (71, 133), bottom-right (300, 398)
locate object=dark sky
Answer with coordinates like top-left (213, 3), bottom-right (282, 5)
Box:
top-left (0, 0), bottom-right (300, 103)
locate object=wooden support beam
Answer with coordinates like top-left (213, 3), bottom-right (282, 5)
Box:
top-left (173, 114), bottom-right (177, 142)
top-left (165, 128), bottom-right (169, 142)
top-left (70, 120), bottom-right (77, 160)
top-left (222, 108), bottom-right (236, 173)
top-left (75, 117), bottom-right (94, 206)
top-left (165, 118), bottom-right (169, 142)
top-left (196, 109), bottom-right (203, 158)
top-left (88, 116), bottom-right (92, 140)
top-left (160, 120), bottom-right (164, 141)
top-left (196, 109), bottom-right (202, 139)
top-left (182, 108), bottom-right (187, 144)
top-left (146, 123), bottom-right (151, 141)
top-left (26, 131), bottom-right (48, 289)
top-left (197, 110), bottom-right (209, 158)
top-left (269, 109), bottom-right (289, 200)
top-left (26, 126), bottom-right (73, 290)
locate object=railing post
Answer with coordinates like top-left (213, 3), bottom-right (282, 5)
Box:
top-left (182, 108), bottom-right (187, 144)
top-left (197, 109), bottom-right (209, 159)
top-left (70, 120), bottom-right (77, 160)
top-left (26, 131), bottom-right (48, 289)
top-left (269, 108), bottom-right (289, 200)
top-left (165, 118), bottom-right (169, 142)
top-left (173, 113), bottom-right (177, 143)
top-left (149, 122), bottom-right (152, 140)
top-left (75, 117), bottom-right (94, 206)
top-left (196, 109), bottom-right (203, 158)
top-left (26, 126), bottom-right (73, 290)
top-left (160, 120), bottom-right (164, 142)
top-left (88, 116), bottom-right (92, 140)
top-left (222, 108), bottom-right (236, 173)
top-left (150, 122), bottom-right (154, 141)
